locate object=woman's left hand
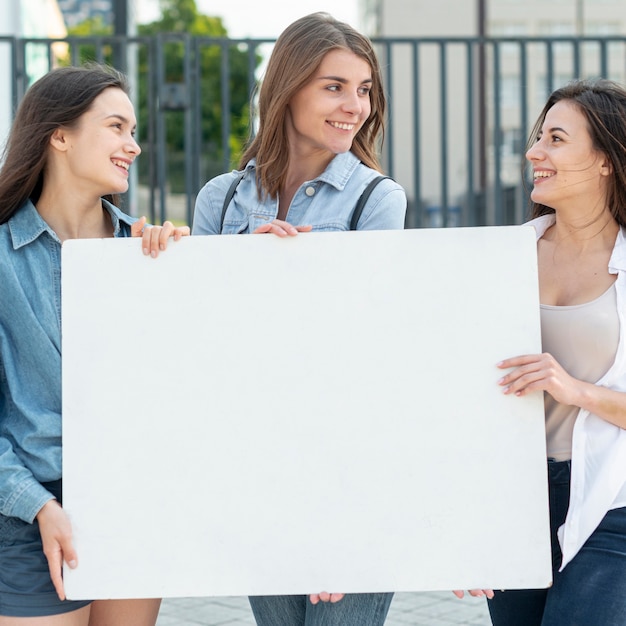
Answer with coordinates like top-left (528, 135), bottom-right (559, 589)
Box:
top-left (453, 589), bottom-right (494, 599)
top-left (253, 219), bottom-right (313, 237)
top-left (309, 592), bottom-right (345, 604)
top-left (131, 216), bottom-right (190, 257)
top-left (498, 353), bottom-right (579, 406)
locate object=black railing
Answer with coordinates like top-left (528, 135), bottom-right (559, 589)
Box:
top-left (1, 34), bottom-right (625, 227)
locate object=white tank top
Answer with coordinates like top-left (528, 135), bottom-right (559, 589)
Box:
top-left (540, 284), bottom-right (619, 461)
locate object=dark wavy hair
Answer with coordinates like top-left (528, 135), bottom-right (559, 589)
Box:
top-left (527, 78), bottom-right (626, 227)
top-left (239, 12), bottom-right (387, 199)
top-left (0, 64), bottom-right (130, 224)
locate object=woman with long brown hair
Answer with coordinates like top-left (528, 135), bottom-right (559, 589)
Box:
top-left (192, 12), bottom-right (406, 626)
top-left (0, 64), bottom-right (187, 625)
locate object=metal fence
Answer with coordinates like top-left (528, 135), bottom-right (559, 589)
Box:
top-left (1, 33), bottom-right (625, 227)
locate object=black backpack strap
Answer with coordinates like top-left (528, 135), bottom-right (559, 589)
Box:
top-left (220, 171), bottom-right (246, 234)
top-left (349, 175), bottom-right (391, 230)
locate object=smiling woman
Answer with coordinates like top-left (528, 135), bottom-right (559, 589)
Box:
top-left (455, 78), bottom-right (626, 626)
top-left (0, 64), bottom-right (188, 625)
top-left (191, 11), bottom-right (406, 626)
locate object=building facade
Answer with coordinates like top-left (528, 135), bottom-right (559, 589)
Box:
top-left (361, 0), bottom-right (626, 225)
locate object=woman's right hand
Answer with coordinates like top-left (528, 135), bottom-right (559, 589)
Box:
top-left (309, 592), bottom-right (345, 604)
top-left (453, 589), bottom-right (494, 599)
top-left (253, 219), bottom-right (313, 237)
top-left (36, 499), bottom-right (78, 600)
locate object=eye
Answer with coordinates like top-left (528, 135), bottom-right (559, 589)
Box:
top-left (326, 84), bottom-right (341, 93)
top-left (358, 85), bottom-right (371, 96)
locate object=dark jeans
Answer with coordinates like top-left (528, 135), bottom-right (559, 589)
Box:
top-left (488, 459), bottom-right (626, 626)
top-left (248, 592), bottom-right (393, 626)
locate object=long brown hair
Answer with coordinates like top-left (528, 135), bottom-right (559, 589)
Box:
top-left (527, 78), bottom-right (626, 227)
top-left (239, 12), bottom-right (387, 198)
top-left (0, 64), bottom-right (130, 224)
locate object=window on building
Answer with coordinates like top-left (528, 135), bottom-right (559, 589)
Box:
top-left (500, 128), bottom-right (524, 158)
top-left (535, 74), bottom-right (574, 108)
top-left (499, 76), bottom-right (521, 108)
top-left (585, 22), bottom-right (620, 35)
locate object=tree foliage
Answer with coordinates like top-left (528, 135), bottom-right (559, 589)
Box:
top-left (66, 0), bottom-right (260, 188)
top-left (137, 0), bottom-right (258, 183)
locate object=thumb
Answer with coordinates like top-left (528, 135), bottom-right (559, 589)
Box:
top-left (130, 216), bottom-right (147, 237)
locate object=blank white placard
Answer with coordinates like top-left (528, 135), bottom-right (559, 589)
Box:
top-left (62, 226), bottom-right (551, 600)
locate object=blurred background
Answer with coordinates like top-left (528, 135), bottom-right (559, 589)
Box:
top-left (2, 0), bottom-right (625, 228)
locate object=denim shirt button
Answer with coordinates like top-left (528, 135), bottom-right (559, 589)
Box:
top-left (305, 186), bottom-right (316, 197)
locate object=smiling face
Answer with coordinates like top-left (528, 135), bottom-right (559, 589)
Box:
top-left (285, 49), bottom-right (372, 160)
top-left (526, 99), bottom-right (611, 212)
top-left (56, 87), bottom-right (140, 197)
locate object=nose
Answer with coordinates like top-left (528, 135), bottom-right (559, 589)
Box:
top-left (342, 90), bottom-right (363, 115)
top-left (126, 134), bottom-right (141, 156)
top-left (525, 140), bottom-right (542, 163)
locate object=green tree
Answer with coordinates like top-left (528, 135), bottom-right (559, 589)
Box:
top-left (137, 0), bottom-right (259, 188)
top-left (64, 15), bottom-right (113, 66)
top-left (65, 0), bottom-right (260, 192)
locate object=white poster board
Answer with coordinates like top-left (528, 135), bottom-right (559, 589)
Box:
top-left (62, 226), bottom-right (551, 600)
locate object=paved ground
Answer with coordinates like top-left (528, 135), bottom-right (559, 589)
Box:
top-left (155, 591), bottom-right (491, 625)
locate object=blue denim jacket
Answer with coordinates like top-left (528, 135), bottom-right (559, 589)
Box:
top-left (192, 151), bottom-right (407, 234)
top-left (0, 199), bottom-right (136, 523)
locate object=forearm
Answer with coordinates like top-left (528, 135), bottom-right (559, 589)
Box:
top-left (575, 381), bottom-right (626, 429)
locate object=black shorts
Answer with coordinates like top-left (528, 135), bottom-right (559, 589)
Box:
top-left (0, 480), bottom-right (92, 617)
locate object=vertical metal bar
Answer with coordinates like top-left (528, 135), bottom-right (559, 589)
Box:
top-left (572, 38), bottom-right (581, 79)
top-left (246, 40), bottom-right (259, 142)
top-left (546, 41), bottom-right (554, 95)
top-left (69, 38), bottom-right (79, 65)
top-left (46, 41), bottom-right (53, 72)
top-left (15, 37), bottom-right (26, 98)
top-left (412, 41), bottom-right (422, 228)
top-left (156, 36), bottom-right (167, 224)
top-left (599, 38), bottom-right (608, 76)
top-left (519, 40), bottom-right (530, 222)
top-left (220, 40), bottom-right (231, 172)
top-left (97, 37), bottom-right (105, 64)
top-left (465, 40), bottom-right (475, 226)
top-left (146, 36), bottom-right (157, 224)
top-left (493, 41), bottom-right (503, 225)
top-left (184, 35), bottom-right (194, 226)
top-left (11, 37), bottom-right (23, 110)
top-left (191, 36), bottom-right (202, 212)
top-left (113, 0), bottom-right (128, 73)
top-left (477, 5), bottom-right (488, 193)
top-left (384, 40), bottom-right (394, 176)
top-left (439, 41), bottom-right (448, 226)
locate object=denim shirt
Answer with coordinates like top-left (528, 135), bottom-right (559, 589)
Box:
top-left (0, 199), bottom-right (136, 523)
top-left (192, 151), bottom-right (407, 235)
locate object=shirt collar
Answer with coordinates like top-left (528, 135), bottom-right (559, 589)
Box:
top-left (246, 151), bottom-right (361, 192)
top-left (8, 198), bottom-right (135, 250)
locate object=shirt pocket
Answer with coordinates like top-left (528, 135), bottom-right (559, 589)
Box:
top-left (221, 220), bottom-right (250, 235)
top-left (311, 222), bottom-right (348, 232)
